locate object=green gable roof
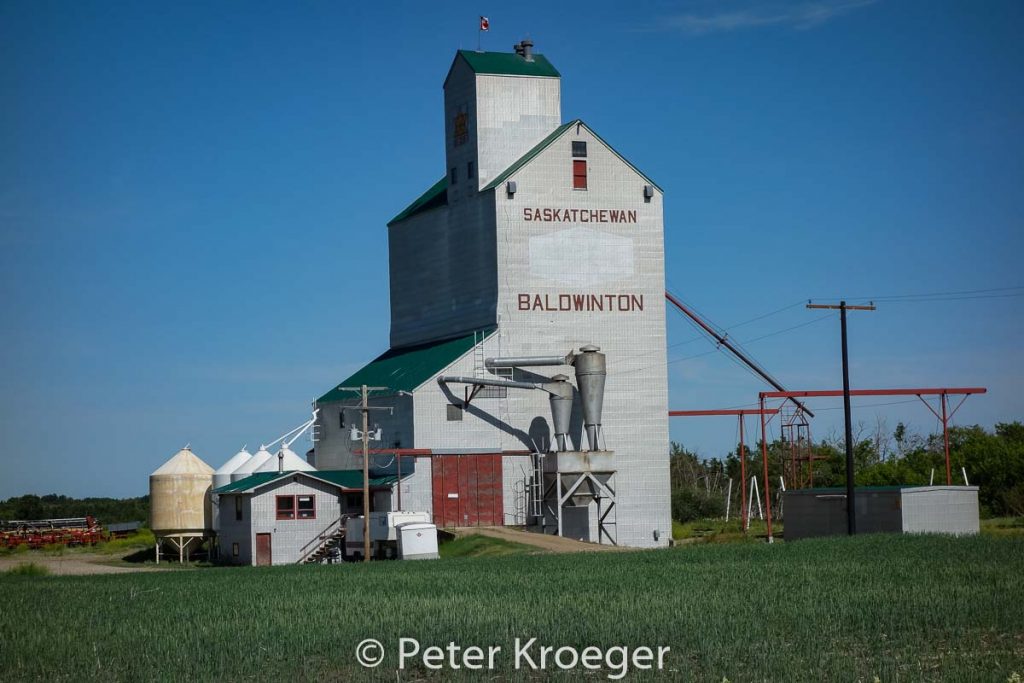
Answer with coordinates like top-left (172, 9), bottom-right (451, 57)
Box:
top-left (482, 119), bottom-right (662, 193)
top-left (317, 330), bottom-right (490, 402)
top-left (213, 472), bottom-right (283, 494)
top-left (456, 50), bottom-right (560, 78)
top-left (388, 176), bottom-right (448, 226)
top-left (213, 470), bottom-right (400, 495)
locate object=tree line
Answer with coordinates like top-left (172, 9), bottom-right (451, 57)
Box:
top-left (670, 421), bottom-right (1024, 523)
top-left (0, 494), bottom-right (149, 525)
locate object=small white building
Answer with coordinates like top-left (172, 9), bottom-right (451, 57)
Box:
top-left (214, 470), bottom-right (399, 566)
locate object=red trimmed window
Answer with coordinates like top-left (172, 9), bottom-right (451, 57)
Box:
top-left (276, 495), bottom-right (295, 520)
top-left (573, 160), bottom-right (587, 189)
top-left (275, 494), bottom-right (316, 520)
top-left (297, 495), bottom-right (316, 520)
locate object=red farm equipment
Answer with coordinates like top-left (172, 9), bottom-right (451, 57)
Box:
top-left (0, 516), bottom-right (106, 549)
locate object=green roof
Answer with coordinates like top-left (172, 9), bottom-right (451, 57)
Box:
top-left (482, 119), bottom-right (662, 193)
top-left (388, 176), bottom-right (448, 226)
top-left (317, 330), bottom-right (490, 402)
top-left (214, 470), bottom-right (400, 495)
top-left (455, 50), bottom-right (560, 78)
top-left (214, 472), bottom-right (283, 494)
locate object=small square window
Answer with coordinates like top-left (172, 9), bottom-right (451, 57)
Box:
top-left (297, 495), bottom-right (316, 520)
top-left (572, 141), bottom-right (587, 158)
top-left (450, 167), bottom-right (458, 185)
top-left (232, 542), bottom-right (239, 557)
top-left (573, 160), bottom-right (588, 190)
top-left (467, 161), bottom-right (475, 179)
top-left (276, 495), bottom-right (296, 520)
top-left (447, 404), bottom-right (463, 421)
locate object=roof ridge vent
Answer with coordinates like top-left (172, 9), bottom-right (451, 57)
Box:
top-left (513, 39), bottom-right (534, 62)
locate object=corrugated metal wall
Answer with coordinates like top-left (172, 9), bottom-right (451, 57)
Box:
top-left (431, 454), bottom-right (503, 527)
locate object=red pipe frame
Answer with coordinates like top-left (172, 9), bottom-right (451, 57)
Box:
top-left (668, 408), bottom-right (779, 532)
top-left (670, 387), bottom-right (985, 541)
top-left (753, 386), bottom-right (986, 538)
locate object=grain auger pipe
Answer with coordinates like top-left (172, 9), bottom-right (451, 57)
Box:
top-left (438, 374), bottom-right (575, 451)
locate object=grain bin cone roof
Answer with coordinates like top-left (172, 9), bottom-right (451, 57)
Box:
top-left (231, 447), bottom-right (273, 481)
top-left (214, 448), bottom-right (253, 488)
top-left (215, 448), bottom-right (252, 475)
top-left (151, 446), bottom-right (215, 476)
top-left (254, 446), bottom-right (316, 473)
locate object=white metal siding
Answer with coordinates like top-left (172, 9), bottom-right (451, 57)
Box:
top-left (217, 494), bottom-right (253, 565)
top-left (491, 126), bottom-right (671, 548)
top-left (901, 486), bottom-right (980, 535)
top-left (248, 478), bottom-right (344, 565)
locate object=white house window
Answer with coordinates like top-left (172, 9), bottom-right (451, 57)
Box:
top-left (276, 495), bottom-right (295, 520)
top-left (297, 495), bottom-right (316, 520)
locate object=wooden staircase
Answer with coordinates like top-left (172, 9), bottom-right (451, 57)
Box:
top-left (298, 515), bottom-right (349, 564)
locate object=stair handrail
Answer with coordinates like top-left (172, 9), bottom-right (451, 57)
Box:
top-left (296, 515), bottom-right (348, 564)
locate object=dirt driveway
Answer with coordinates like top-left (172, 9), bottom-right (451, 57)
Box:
top-left (0, 552), bottom-right (167, 576)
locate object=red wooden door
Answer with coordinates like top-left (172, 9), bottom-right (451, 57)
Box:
top-left (431, 455), bottom-right (503, 527)
top-left (255, 533), bottom-right (272, 566)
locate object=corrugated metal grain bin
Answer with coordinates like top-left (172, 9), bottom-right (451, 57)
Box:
top-left (149, 447), bottom-right (215, 535)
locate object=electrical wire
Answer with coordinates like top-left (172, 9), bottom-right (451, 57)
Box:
top-left (810, 285), bottom-right (1024, 303)
top-left (666, 311), bottom-right (834, 365)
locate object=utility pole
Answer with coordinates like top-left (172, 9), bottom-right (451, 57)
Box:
top-left (338, 385), bottom-right (388, 562)
top-left (806, 301), bottom-right (875, 535)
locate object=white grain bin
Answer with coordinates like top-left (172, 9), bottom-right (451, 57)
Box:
top-left (396, 522), bottom-right (439, 560)
top-left (149, 447), bottom-right (214, 561)
top-left (213, 447), bottom-right (253, 489)
top-left (231, 446), bottom-right (273, 482)
top-left (253, 445), bottom-right (316, 474)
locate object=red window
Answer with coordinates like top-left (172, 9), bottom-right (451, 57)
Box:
top-left (573, 160), bottom-right (587, 189)
top-left (276, 495), bottom-right (295, 520)
top-left (275, 494), bottom-right (316, 520)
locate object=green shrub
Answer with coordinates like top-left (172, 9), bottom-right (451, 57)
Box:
top-left (671, 486), bottom-right (725, 523)
top-left (4, 562), bottom-right (49, 577)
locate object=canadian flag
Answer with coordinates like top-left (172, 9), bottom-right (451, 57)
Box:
top-left (480, 16), bottom-right (490, 31)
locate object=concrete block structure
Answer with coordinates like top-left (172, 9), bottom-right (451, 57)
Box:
top-left (783, 486), bottom-right (980, 541)
top-left (315, 45), bottom-right (671, 548)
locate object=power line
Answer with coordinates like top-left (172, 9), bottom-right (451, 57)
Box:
top-left (667, 312), bottom-right (834, 365)
top-left (811, 285), bottom-right (1024, 302)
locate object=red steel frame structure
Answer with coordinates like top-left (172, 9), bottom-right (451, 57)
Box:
top-left (755, 387), bottom-right (986, 542)
top-left (668, 408), bottom-right (779, 531)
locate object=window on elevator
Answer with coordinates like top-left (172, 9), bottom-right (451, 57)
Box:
top-left (573, 160), bottom-right (587, 190)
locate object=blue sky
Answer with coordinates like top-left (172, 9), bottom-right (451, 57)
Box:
top-left (1, 0), bottom-right (1021, 498)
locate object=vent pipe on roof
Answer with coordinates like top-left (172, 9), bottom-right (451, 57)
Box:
top-left (278, 451), bottom-right (284, 473)
top-left (520, 39), bottom-right (534, 62)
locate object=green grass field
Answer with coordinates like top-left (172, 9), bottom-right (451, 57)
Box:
top-left (1, 534), bottom-right (1022, 681)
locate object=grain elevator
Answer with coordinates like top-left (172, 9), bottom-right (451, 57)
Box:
top-left (314, 44), bottom-right (671, 548)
